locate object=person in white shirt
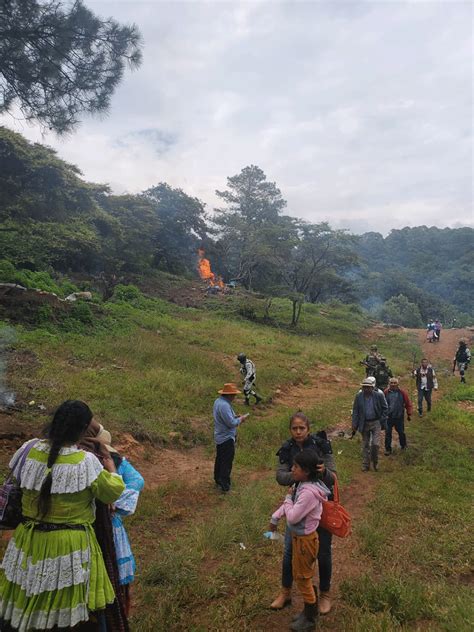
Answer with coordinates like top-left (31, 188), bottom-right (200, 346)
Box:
top-left (413, 358), bottom-right (438, 416)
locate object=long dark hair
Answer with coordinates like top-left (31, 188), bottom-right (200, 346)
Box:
top-left (293, 450), bottom-right (323, 482)
top-left (37, 400), bottom-right (93, 517)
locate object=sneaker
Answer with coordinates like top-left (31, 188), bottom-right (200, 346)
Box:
top-left (384, 450), bottom-right (392, 456)
top-left (418, 411), bottom-right (423, 417)
top-left (361, 465), bottom-right (369, 472)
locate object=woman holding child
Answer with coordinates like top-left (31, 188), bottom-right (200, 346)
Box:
top-left (270, 412), bottom-right (337, 622)
top-left (0, 400), bottom-right (126, 631)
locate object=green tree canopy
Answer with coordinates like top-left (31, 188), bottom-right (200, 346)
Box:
top-left (379, 294), bottom-right (423, 328)
top-left (142, 183), bottom-right (208, 274)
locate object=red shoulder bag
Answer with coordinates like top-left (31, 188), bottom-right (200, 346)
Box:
top-left (319, 476), bottom-right (351, 538)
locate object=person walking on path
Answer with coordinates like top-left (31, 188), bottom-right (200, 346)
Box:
top-left (414, 359), bottom-right (438, 416)
top-left (213, 383), bottom-right (249, 493)
top-left (0, 400), bottom-right (125, 632)
top-left (453, 340), bottom-right (471, 383)
top-left (383, 378), bottom-right (413, 455)
top-left (360, 345), bottom-right (381, 377)
top-left (269, 451), bottom-right (329, 631)
top-left (237, 353), bottom-right (262, 405)
top-left (270, 413), bottom-right (336, 615)
top-left (374, 357), bottom-right (393, 390)
top-left (434, 319), bottom-right (442, 341)
top-left (352, 378), bottom-right (388, 472)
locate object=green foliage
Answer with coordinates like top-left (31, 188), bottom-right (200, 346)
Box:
top-left (112, 284), bottom-right (144, 305)
top-left (357, 227), bottom-right (474, 320)
top-left (0, 0), bottom-right (142, 133)
top-left (379, 294), bottom-right (423, 327)
top-left (0, 126), bottom-right (472, 325)
top-left (143, 183), bottom-right (208, 275)
top-left (69, 302), bottom-right (94, 325)
top-left (341, 574), bottom-right (433, 624)
top-left (0, 260), bottom-right (79, 297)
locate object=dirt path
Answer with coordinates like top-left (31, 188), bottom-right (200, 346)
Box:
top-left (411, 327), bottom-right (472, 365)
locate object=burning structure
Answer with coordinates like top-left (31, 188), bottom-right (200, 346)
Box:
top-left (197, 249), bottom-right (225, 290)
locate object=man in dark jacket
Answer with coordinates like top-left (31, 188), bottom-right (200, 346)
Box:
top-left (383, 378), bottom-right (413, 455)
top-left (352, 378), bottom-right (388, 471)
top-left (413, 358), bottom-right (438, 416)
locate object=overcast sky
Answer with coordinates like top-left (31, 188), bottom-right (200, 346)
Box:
top-left (3, 0), bottom-right (473, 234)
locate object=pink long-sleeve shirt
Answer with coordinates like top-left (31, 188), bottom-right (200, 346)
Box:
top-left (271, 481), bottom-right (329, 535)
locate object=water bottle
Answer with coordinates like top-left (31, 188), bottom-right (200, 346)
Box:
top-left (263, 531), bottom-right (284, 542)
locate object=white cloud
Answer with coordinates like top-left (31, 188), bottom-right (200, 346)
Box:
top-left (1, 0), bottom-right (472, 234)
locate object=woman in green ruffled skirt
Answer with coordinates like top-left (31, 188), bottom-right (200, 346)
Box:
top-left (0, 401), bottom-right (125, 631)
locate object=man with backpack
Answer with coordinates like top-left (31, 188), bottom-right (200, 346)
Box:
top-left (413, 359), bottom-right (438, 416)
top-left (360, 345), bottom-right (381, 377)
top-left (453, 340), bottom-right (471, 383)
top-left (374, 357), bottom-right (393, 390)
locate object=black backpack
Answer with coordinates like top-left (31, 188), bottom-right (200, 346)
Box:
top-left (456, 348), bottom-right (468, 363)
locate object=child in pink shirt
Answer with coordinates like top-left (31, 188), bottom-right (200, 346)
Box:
top-left (269, 451), bottom-right (329, 631)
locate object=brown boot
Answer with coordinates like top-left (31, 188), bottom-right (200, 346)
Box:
top-left (270, 587), bottom-right (292, 609)
top-left (319, 591), bottom-right (331, 615)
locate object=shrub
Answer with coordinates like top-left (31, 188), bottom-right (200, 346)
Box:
top-left (112, 284), bottom-right (144, 305)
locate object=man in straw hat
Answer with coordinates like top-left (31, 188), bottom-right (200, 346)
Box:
top-left (351, 377), bottom-right (388, 472)
top-left (213, 383), bottom-right (249, 492)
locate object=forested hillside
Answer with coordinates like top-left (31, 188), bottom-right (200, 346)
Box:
top-left (1, 126), bottom-right (472, 326)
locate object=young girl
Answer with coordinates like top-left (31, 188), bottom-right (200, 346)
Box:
top-left (271, 413), bottom-right (336, 615)
top-left (269, 450), bottom-right (329, 631)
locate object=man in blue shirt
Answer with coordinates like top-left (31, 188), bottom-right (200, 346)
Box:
top-left (213, 383), bottom-right (248, 492)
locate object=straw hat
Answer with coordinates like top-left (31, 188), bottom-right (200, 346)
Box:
top-left (96, 427), bottom-right (118, 453)
top-left (360, 378), bottom-right (375, 387)
top-left (218, 383), bottom-right (241, 395)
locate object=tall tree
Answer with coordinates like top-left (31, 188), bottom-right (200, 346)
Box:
top-left (142, 183), bottom-right (208, 274)
top-left (0, 0), bottom-right (142, 133)
top-left (214, 165), bottom-right (289, 289)
top-left (278, 223), bottom-right (358, 326)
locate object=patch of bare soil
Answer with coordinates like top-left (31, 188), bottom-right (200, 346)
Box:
top-left (271, 363), bottom-right (359, 411)
top-left (457, 401), bottom-right (474, 413)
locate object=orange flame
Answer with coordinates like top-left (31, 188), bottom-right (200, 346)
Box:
top-left (197, 248), bottom-right (216, 283)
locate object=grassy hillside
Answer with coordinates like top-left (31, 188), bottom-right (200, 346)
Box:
top-left (1, 282), bottom-right (472, 631)
top-left (5, 285), bottom-right (369, 442)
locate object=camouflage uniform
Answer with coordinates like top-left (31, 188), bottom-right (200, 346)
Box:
top-left (362, 352), bottom-right (381, 377)
top-left (374, 362), bottom-right (393, 390)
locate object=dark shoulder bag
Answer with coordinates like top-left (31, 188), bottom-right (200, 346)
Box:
top-left (0, 439), bottom-right (38, 530)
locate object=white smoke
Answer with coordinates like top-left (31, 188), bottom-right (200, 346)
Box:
top-left (0, 326), bottom-right (16, 409)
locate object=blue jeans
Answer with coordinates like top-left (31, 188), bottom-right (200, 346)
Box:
top-left (282, 525), bottom-right (332, 592)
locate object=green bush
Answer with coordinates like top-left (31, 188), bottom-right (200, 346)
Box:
top-left (69, 302), bottom-right (94, 325)
top-left (112, 284), bottom-right (144, 305)
top-left (0, 260), bottom-right (79, 298)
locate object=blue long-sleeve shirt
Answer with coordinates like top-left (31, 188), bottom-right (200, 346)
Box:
top-left (213, 396), bottom-right (241, 445)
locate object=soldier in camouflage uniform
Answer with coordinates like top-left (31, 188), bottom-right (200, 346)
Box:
top-left (360, 345), bottom-right (381, 377)
top-left (374, 357), bottom-right (393, 390)
top-left (237, 353), bottom-right (262, 405)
